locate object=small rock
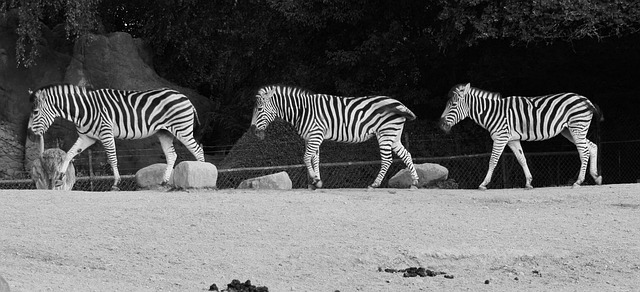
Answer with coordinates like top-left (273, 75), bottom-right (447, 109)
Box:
top-left (484, 279), bottom-right (490, 284)
top-left (444, 274), bottom-right (454, 279)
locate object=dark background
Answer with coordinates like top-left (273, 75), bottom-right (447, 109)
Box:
top-left (7, 0), bottom-right (640, 152)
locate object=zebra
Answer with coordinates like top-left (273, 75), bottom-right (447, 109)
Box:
top-left (27, 84), bottom-right (205, 190)
top-left (250, 85), bottom-right (420, 189)
top-left (439, 83), bottom-right (603, 190)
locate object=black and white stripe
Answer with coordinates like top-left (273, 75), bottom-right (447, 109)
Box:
top-left (28, 84), bottom-right (205, 190)
top-left (250, 85), bottom-right (419, 189)
top-left (439, 83), bottom-right (602, 189)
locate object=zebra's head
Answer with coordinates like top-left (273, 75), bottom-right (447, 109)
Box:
top-left (27, 87), bottom-right (57, 140)
top-left (439, 83), bottom-right (471, 133)
top-left (251, 86), bottom-right (277, 140)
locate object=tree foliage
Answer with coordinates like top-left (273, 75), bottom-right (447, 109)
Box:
top-left (436, 0), bottom-right (640, 47)
top-left (1, 0), bottom-right (100, 66)
top-left (3, 0), bottom-right (640, 145)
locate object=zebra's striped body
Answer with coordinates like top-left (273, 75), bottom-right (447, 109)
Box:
top-left (439, 83), bottom-right (602, 189)
top-left (251, 85), bottom-right (419, 189)
top-left (27, 84), bottom-right (205, 190)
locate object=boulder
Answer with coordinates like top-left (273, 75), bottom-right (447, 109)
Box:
top-left (0, 10), bottom-right (213, 178)
top-left (1, 10), bottom-right (71, 178)
top-left (237, 171), bottom-right (292, 190)
top-left (135, 163), bottom-right (174, 189)
top-left (388, 163), bottom-right (448, 188)
top-left (30, 148), bottom-right (76, 190)
top-left (172, 161), bottom-right (217, 189)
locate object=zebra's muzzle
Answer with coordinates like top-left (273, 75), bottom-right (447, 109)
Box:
top-left (251, 125), bottom-right (266, 140)
top-left (27, 128), bottom-right (38, 142)
top-left (438, 118), bottom-right (452, 133)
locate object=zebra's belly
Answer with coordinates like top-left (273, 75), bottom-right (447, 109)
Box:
top-left (102, 127), bottom-right (159, 140)
top-left (513, 128), bottom-right (564, 141)
top-left (325, 131), bottom-right (375, 143)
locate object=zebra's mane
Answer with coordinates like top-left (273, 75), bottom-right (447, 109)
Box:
top-left (258, 84), bottom-right (315, 97)
top-left (470, 86), bottom-right (502, 99)
top-left (30, 84), bottom-right (95, 103)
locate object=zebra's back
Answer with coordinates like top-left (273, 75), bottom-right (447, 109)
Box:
top-left (309, 94), bottom-right (414, 143)
top-left (90, 88), bottom-right (196, 140)
top-left (507, 93), bottom-right (595, 141)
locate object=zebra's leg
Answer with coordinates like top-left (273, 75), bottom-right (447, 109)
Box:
top-left (391, 141), bottom-right (419, 189)
top-left (55, 135), bottom-right (96, 187)
top-left (157, 131), bottom-right (177, 185)
top-left (100, 134), bottom-right (122, 191)
top-left (311, 148), bottom-right (321, 188)
top-left (371, 134), bottom-right (394, 188)
top-left (479, 138), bottom-right (508, 190)
top-left (304, 135), bottom-right (324, 189)
top-left (561, 128), bottom-right (590, 187)
top-left (587, 140), bottom-right (602, 185)
top-left (173, 131), bottom-right (205, 162)
top-left (507, 140), bottom-right (533, 189)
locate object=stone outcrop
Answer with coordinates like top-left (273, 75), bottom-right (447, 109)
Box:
top-left (1, 11), bottom-right (71, 178)
top-left (388, 163), bottom-right (449, 188)
top-left (0, 10), bottom-right (212, 178)
top-left (172, 161), bottom-right (218, 189)
top-left (30, 148), bottom-right (76, 190)
top-left (237, 171), bottom-right (293, 190)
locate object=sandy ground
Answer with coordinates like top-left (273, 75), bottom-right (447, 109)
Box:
top-left (1, 184), bottom-right (639, 292)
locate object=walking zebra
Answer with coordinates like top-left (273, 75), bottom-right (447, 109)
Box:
top-left (250, 85), bottom-right (419, 189)
top-left (439, 83), bottom-right (602, 190)
top-left (27, 84), bottom-right (205, 190)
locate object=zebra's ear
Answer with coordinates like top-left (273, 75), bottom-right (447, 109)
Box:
top-left (463, 83), bottom-right (471, 96)
top-left (28, 88), bottom-right (33, 95)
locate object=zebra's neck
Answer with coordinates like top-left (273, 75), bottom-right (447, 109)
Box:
top-left (50, 85), bottom-right (97, 124)
top-left (466, 88), bottom-right (507, 131)
top-left (272, 89), bottom-right (315, 127)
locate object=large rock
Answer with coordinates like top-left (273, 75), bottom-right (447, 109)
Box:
top-left (30, 148), bottom-right (76, 190)
top-left (0, 10), bottom-right (213, 178)
top-left (135, 163), bottom-right (174, 189)
top-left (237, 171), bottom-right (293, 190)
top-left (0, 10), bottom-right (71, 178)
top-left (172, 161), bottom-right (217, 189)
top-left (388, 163), bottom-right (449, 188)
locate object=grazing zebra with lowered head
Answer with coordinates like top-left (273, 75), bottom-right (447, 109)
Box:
top-left (250, 85), bottom-right (420, 189)
top-left (27, 84), bottom-right (205, 190)
top-left (439, 83), bottom-right (602, 190)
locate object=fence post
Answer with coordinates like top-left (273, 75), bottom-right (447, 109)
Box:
top-left (88, 149), bottom-right (94, 191)
top-left (501, 156), bottom-right (507, 188)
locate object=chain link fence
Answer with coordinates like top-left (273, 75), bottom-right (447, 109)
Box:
top-left (1, 140), bottom-right (638, 191)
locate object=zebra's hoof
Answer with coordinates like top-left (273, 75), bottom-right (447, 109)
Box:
top-left (478, 185), bottom-right (487, 191)
top-left (308, 184), bottom-right (317, 190)
top-left (595, 176), bottom-right (603, 185)
top-left (409, 185), bottom-right (418, 190)
top-left (315, 180), bottom-right (323, 189)
top-left (525, 185), bottom-right (533, 190)
top-left (111, 186), bottom-right (120, 191)
top-left (572, 183), bottom-right (581, 188)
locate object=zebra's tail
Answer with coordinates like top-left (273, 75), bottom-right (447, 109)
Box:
top-left (385, 103), bottom-right (417, 121)
top-left (192, 105), bottom-right (203, 140)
